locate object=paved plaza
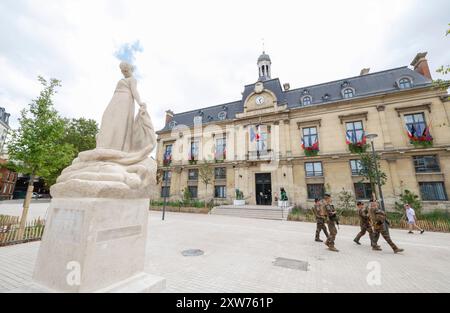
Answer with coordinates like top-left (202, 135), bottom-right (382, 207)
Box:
top-left (1, 210), bottom-right (449, 293)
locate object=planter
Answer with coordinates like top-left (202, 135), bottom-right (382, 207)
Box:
top-left (278, 201), bottom-right (290, 208)
top-left (304, 149), bottom-right (319, 157)
top-left (233, 200), bottom-right (246, 206)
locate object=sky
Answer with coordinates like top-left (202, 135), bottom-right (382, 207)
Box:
top-left (0, 0), bottom-right (449, 132)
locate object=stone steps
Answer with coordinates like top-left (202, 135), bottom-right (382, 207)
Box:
top-left (210, 206), bottom-right (292, 221)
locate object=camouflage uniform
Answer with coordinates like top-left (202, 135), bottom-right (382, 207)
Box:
top-left (354, 205), bottom-right (376, 247)
top-left (312, 204), bottom-right (329, 241)
top-left (321, 202), bottom-right (338, 250)
top-left (369, 205), bottom-right (403, 253)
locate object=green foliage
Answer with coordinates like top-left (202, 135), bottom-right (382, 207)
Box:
top-left (235, 189), bottom-right (244, 200)
top-left (358, 151), bottom-right (387, 194)
top-left (62, 118), bottom-right (98, 154)
top-left (198, 161), bottom-right (214, 189)
top-left (7, 77), bottom-right (76, 186)
top-left (394, 189), bottom-right (422, 216)
top-left (348, 143), bottom-right (369, 154)
top-left (182, 187), bottom-right (192, 202)
top-left (433, 24), bottom-right (450, 91)
top-left (304, 149), bottom-right (319, 157)
top-left (336, 188), bottom-right (355, 212)
top-left (410, 139), bottom-right (433, 148)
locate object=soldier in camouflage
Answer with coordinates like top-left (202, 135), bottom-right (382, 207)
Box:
top-left (321, 193), bottom-right (339, 252)
top-left (368, 200), bottom-right (404, 253)
top-left (312, 198), bottom-right (329, 242)
top-left (353, 201), bottom-right (379, 249)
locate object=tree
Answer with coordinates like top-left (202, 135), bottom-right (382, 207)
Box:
top-left (395, 189), bottom-right (422, 218)
top-left (7, 77), bottom-right (76, 238)
top-left (357, 152), bottom-right (387, 199)
top-left (198, 161), bottom-right (214, 207)
top-left (63, 118), bottom-right (98, 155)
top-left (336, 188), bottom-right (355, 212)
top-left (433, 24), bottom-right (450, 91)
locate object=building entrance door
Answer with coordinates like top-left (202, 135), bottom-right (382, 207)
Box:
top-left (255, 173), bottom-right (272, 205)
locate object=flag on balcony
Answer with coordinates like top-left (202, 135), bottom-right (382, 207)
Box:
top-left (250, 125), bottom-right (261, 142)
top-left (302, 137), bottom-right (319, 150)
top-left (345, 131), bottom-right (354, 145)
top-left (406, 124), bottom-right (416, 139)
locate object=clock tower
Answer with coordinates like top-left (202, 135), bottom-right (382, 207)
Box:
top-left (257, 51), bottom-right (272, 81)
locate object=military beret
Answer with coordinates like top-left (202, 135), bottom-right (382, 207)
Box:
top-left (324, 193), bottom-right (331, 198)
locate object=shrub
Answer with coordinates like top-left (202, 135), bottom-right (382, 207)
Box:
top-left (395, 189), bottom-right (422, 217)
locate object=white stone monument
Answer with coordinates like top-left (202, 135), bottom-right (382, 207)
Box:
top-left (26, 62), bottom-right (165, 293)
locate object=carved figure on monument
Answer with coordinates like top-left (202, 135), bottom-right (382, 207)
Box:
top-left (51, 62), bottom-right (157, 199)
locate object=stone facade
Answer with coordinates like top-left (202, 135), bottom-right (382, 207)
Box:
top-left (155, 52), bottom-right (450, 212)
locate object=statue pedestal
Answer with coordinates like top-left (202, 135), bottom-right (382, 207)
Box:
top-left (27, 198), bottom-right (165, 293)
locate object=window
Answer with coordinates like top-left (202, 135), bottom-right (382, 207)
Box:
top-left (218, 111), bottom-right (227, 120)
top-left (215, 138), bottom-right (226, 160)
top-left (190, 141), bottom-right (199, 159)
top-left (302, 96), bottom-right (312, 106)
top-left (305, 162), bottom-right (323, 177)
top-left (215, 167), bottom-right (226, 180)
top-left (161, 186), bottom-right (170, 198)
top-left (419, 182), bottom-right (448, 201)
top-left (214, 186), bottom-right (227, 198)
top-left (188, 186), bottom-right (198, 199)
top-left (163, 145), bottom-right (173, 165)
top-left (346, 121), bottom-right (364, 144)
top-left (343, 88), bottom-right (354, 99)
top-left (413, 156), bottom-right (440, 173)
top-left (162, 171), bottom-right (172, 182)
top-left (350, 160), bottom-right (364, 176)
top-left (188, 169), bottom-right (198, 181)
top-left (302, 127), bottom-right (318, 148)
top-left (354, 183), bottom-right (373, 200)
top-left (257, 130), bottom-right (268, 152)
top-left (405, 113), bottom-right (426, 138)
top-left (307, 184), bottom-right (325, 200)
top-left (399, 78), bottom-right (412, 89)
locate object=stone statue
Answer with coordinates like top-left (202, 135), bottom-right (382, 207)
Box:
top-left (51, 62), bottom-right (157, 199)
top-left (29, 62), bottom-right (165, 293)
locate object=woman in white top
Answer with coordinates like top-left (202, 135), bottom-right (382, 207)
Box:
top-left (405, 204), bottom-right (425, 234)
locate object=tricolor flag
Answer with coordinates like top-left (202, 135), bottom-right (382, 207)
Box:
top-left (345, 131), bottom-right (354, 145)
top-left (406, 124), bottom-right (416, 139)
top-left (250, 125), bottom-right (261, 142)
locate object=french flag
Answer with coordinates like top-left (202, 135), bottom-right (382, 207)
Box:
top-left (346, 131), bottom-right (353, 145)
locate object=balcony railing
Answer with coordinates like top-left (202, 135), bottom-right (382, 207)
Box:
top-left (247, 149), bottom-right (274, 161)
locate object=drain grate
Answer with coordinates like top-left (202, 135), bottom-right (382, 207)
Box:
top-left (181, 249), bottom-right (204, 257)
top-left (273, 257), bottom-right (309, 271)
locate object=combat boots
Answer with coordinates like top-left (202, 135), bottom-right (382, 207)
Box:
top-left (315, 238), bottom-right (323, 242)
top-left (328, 246), bottom-right (339, 252)
top-left (393, 247), bottom-right (404, 254)
top-left (372, 246), bottom-right (382, 251)
top-left (353, 239), bottom-right (361, 245)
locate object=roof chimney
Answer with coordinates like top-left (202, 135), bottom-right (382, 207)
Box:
top-left (360, 68), bottom-right (370, 76)
top-left (165, 110), bottom-right (174, 125)
top-left (411, 52), bottom-right (432, 80)
top-left (283, 83), bottom-right (291, 91)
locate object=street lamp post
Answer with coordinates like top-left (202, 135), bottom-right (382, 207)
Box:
top-left (162, 170), bottom-right (169, 221)
top-left (366, 133), bottom-right (386, 211)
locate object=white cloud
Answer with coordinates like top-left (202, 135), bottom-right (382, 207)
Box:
top-left (0, 0), bottom-right (449, 132)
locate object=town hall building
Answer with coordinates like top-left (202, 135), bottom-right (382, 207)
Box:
top-left (155, 51), bottom-right (450, 211)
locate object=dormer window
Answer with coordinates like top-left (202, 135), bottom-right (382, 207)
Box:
top-left (302, 96), bottom-right (312, 106)
top-left (168, 121), bottom-right (177, 129)
top-left (399, 77), bottom-right (412, 89)
top-left (302, 89), bottom-right (310, 96)
top-left (322, 94), bottom-right (331, 101)
top-left (218, 111), bottom-right (227, 120)
top-left (342, 88), bottom-right (355, 99)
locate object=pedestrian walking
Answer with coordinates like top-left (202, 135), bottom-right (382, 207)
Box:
top-left (405, 204), bottom-right (425, 234)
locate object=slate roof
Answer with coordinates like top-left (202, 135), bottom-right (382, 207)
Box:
top-left (159, 66), bottom-right (432, 132)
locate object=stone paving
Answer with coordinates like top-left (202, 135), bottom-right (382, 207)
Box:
top-left (1, 211), bottom-right (450, 293)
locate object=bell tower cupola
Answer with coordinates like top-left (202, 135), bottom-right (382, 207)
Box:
top-left (257, 51), bottom-right (272, 81)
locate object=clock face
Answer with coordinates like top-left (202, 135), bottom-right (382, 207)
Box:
top-left (255, 96), bottom-right (265, 105)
